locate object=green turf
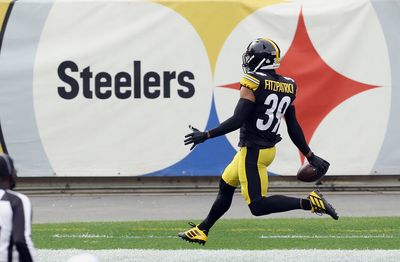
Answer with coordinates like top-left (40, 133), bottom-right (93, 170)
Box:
top-left (32, 217), bottom-right (400, 250)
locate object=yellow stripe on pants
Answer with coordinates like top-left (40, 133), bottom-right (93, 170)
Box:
top-left (222, 147), bottom-right (276, 205)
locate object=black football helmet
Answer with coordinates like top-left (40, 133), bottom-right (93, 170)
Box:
top-left (0, 154), bottom-right (16, 189)
top-left (242, 38), bottom-right (281, 73)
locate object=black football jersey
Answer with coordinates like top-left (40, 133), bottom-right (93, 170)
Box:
top-left (238, 71), bottom-right (297, 148)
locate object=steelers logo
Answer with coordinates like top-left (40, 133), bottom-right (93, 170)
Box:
top-left (214, 1), bottom-right (390, 175)
top-left (33, 1), bottom-right (213, 176)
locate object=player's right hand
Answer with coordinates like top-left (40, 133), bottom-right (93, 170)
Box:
top-left (307, 153), bottom-right (330, 176)
top-left (184, 125), bottom-right (209, 150)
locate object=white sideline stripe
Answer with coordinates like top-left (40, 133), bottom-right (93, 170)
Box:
top-left (52, 234), bottom-right (176, 239)
top-left (37, 249), bottom-right (400, 262)
top-left (260, 234), bottom-right (395, 239)
top-left (52, 233), bottom-right (397, 240)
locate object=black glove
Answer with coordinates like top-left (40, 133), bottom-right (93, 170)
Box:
top-left (184, 125), bottom-right (209, 150)
top-left (307, 153), bottom-right (330, 176)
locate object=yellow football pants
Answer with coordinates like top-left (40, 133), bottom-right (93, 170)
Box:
top-left (222, 146), bottom-right (276, 204)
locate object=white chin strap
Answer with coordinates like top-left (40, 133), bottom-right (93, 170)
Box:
top-left (253, 58), bottom-right (266, 71)
top-left (254, 58), bottom-right (280, 71)
top-left (260, 63), bottom-right (280, 70)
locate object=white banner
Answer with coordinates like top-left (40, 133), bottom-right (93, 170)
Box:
top-left (0, 0), bottom-right (398, 176)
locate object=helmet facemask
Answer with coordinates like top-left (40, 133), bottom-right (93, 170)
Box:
top-left (242, 52), bottom-right (255, 73)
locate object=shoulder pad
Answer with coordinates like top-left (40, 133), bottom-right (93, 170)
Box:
top-left (282, 76), bottom-right (297, 96)
top-left (283, 76), bottom-right (295, 83)
top-left (240, 73), bottom-right (260, 91)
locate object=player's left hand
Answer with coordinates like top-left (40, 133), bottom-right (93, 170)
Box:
top-left (184, 125), bottom-right (209, 150)
top-left (307, 153), bottom-right (330, 176)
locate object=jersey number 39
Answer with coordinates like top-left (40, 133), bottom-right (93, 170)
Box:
top-left (256, 94), bottom-right (291, 133)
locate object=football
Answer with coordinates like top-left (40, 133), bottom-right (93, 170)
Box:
top-left (296, 163), bottom-right (320, 182)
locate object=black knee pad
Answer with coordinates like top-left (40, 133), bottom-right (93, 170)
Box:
top-left (248, 198), bottom-right (268, 216)
top-left (219, 179), bottom-right (236, 195)
top-left (214, 179), bottom-right (235, 209)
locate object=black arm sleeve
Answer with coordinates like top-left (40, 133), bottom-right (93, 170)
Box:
top-left (208, 98), bottom-right (255, 138)
top-left (284, 105), bottom-right (311, 156)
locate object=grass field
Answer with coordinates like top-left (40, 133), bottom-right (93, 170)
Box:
top-left (33, 217), bottom-right (400, 250)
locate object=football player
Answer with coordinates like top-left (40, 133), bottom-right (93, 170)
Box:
top-left (0, 154), bottom-right (36, 261)
top-left (179, 38), bottom-right (338, 245)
